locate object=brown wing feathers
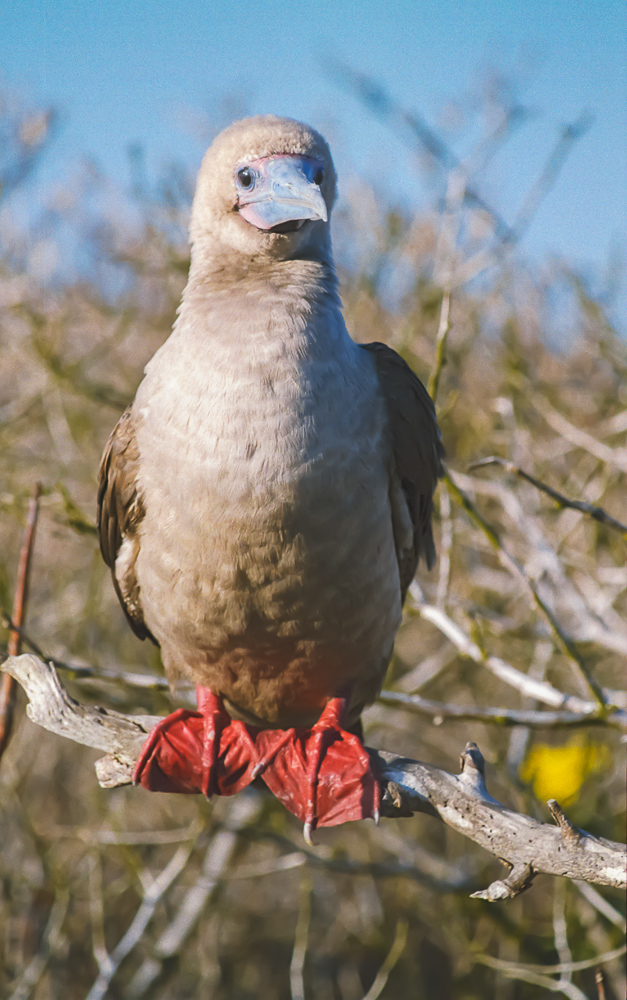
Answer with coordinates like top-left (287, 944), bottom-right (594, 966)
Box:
top-left (97, 408), bottom-right (152, 642)
top-left (360, 341), bottom-right (444, 597)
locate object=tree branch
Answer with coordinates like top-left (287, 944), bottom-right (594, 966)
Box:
top-left (469, 456), bottom-right (627, 537)
top-left (443, 470), bottom-right (609, 710)
top-left (0, 483), bottom-right (41, 760)
top-left (378, 689), bottom-right (626, 729)
top-left (3, 654), bottom-right (625, 898)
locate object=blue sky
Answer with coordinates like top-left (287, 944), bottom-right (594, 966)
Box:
top-left (3, 0), bottom-right (627, 324)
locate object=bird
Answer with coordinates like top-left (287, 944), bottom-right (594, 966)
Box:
top-left (97, 115), bottom-right (443, 840)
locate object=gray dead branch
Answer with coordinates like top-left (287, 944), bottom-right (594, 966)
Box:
top-left (3, 653), bottom-right (625, 901)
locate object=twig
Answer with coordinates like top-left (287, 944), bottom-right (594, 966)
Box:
top-left (88, 851), bottom-right (109, 980)
top-left (21, 617), bottom-right (619, 730)
top-left (7, 889), bottom-right (69, 1000)
top-left (0, 617), bottom-right (170, 691)
top-left (3, 655), bottom-right (625, 894)
top-left (469, 457), bottom-right (627, 537)
top-left (473, 966), bottom-right (588, 999)
top-left (443, 469), bottom-right (608, 710)
top-left (406, 586), bottom-right (624, 722)
top-left (507, 113), bottom-right (594, 247)
top-left (245, 829), bottom-right (479, 891)
top-left (361, 919), bottom-right (408, 1000)
top-left (532, 397), bottom-right (627, 474)
top-left (574, 882), bottom-right (626, 932)
top-left (0, 484), bottom-right (41, 760)
top-left (505, 640), bottom-right (552, 780)
top-left (289, 874), bottom-right (312, 1000)
top-left (428, 286), bottom-right (451, 404)
top-left (128, 794), bottom-right (263, 997)
top-left (448, 470), bottom-right (627, 658)
top-left (474, 943), bottom-right (626, 977)
top-left (553, 880), bottom-right (575, 992)
top-left (325, 57), bottom-right (514, 241)
top-left (85, 829), bottom-right (201, 1000)
top-left (435, 486), bottom-right (453, 606)
top-left (378, 690), bottom-right (625, 730)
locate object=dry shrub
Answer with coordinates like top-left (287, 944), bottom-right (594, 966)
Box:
top-left (1, 89), bottom-right (625, 1000)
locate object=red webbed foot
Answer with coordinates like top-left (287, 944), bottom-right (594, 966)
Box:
top-left (254, 696), bottom-right (380, 842)
top-left (133, 686), bottom-right (258, 797)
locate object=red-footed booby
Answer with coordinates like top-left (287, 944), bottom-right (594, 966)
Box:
top-left (98, 115), bottom-right (443, 840)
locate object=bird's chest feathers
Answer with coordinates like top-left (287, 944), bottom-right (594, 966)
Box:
top-left (135, 292), bottom-right (387, 553)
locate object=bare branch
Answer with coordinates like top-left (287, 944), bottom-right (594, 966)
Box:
top-left (289, 875), bottom-right (312, 1000)
top-left (443, 469), bottom-right (608, 709)
top-left (428, 285), bottom-right (451, 404)
top-left (575, 882), bottom-right (626, 932)
top-left (474, 943), bottom-right (626, 978)
top-left (7, 889), bottom-right (69, 1000)
top-left (4, 654), bottom-right (625, 895)
top-left (324, 57), bottom-right (514, 241)
top-left (532, 398), bottom-right (627, 474)
top-left (0, 618), bottom-right (171, 692)
top-left (86, 835), bottom-right (199, 1000)
top-left (20, 622), bottom-right (620, 732)
top-left (0, 484), bottom-right (41, 760)
top-left (361, 918), bottom-right (408, 1000)
top-left (507, 113), bottom-right (594, 247)
top-left (129, 794), bottom-right (263, 998)
top-left (469, 457), bottom-right (627, 537)
top-left (435, 486), bottom-right (453, 607)
top-left (378, 690), bottom-right (625, 729)
top-left (448, 470), bottom-right (627, 659)
top-left (1, 653), bottom-right (159, 786)
top-left (406, 585), bottom-right (626, 725)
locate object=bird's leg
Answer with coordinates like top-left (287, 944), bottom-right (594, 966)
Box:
top-left (132, 686), bottom-right (380, 833)
top-left (132, 704), bottom-right (204, 794)
top-left (302, 696), bottom-right (379, 843)
top-left (303, 697), bottom-right (346, 842)
top-left (255, 695), bottom-right (381, 840)
top-left (133, 686), bottom-right (258, 797)
top-left (197, 686), bottom-right (230, 797)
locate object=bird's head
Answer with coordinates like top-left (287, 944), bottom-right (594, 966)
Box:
top-left (189, 115), bottom-right (337, 268)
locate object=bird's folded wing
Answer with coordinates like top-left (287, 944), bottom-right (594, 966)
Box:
top-left (97, 408), bottom-right (153, 642)
top-left (361, 342), bottom-right (444, 597)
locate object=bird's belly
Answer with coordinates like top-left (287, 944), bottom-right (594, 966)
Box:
top-left (138, 468), bottom-right (401, 725)
top-left (133, 360), bottom-right (402, 726)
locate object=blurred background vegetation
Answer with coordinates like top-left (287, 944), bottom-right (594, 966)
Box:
top-left (1, 77), bottom-right (625, 1000)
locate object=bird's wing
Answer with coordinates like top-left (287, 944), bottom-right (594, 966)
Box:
top-left (361, 341), bottom-right (444, 599)
top-left (97, 407), bottom-right (154, 642)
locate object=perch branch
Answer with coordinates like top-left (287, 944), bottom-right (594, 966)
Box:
top-left (3, 654), bottom-right (625, 898)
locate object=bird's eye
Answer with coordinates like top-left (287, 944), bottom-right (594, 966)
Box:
top-left (237, 167), bottom-right (254, 189)
top-left (314, 167), bottom-right (324, 186)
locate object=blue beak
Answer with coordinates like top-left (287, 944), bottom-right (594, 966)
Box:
top-left (235, 154), bottom-right (328, 231)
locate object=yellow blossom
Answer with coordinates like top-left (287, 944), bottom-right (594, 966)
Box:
top-left (520, 737), bottom-right (611, 806)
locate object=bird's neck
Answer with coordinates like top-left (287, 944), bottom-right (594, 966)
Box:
top-left (186, 254), bottom-right (338, 299)
top-left (176, 257), bottom-right (347, 359)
